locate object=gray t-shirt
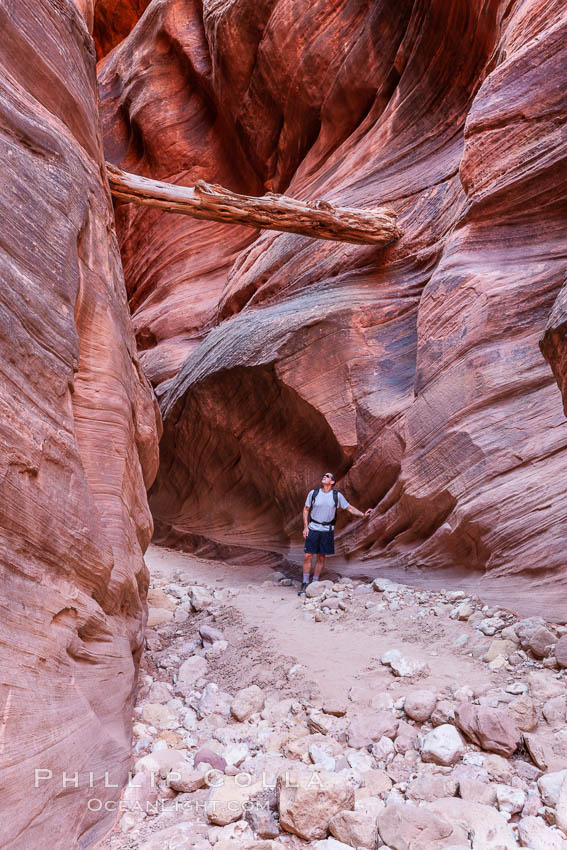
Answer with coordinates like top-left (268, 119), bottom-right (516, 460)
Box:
top-left (305, 488), bottom-right (349, 531)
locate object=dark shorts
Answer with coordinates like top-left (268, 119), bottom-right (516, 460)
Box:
top-left (304, 528), bottom-right (335, 555)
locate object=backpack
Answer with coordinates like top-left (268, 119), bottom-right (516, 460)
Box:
top-left (308, 488), bottom-right (339, 529)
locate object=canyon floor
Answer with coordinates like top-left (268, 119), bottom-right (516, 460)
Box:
top-left (98, 544), bottom-right (567, 850)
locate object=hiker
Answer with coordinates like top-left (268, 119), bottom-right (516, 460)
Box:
top-left (298, 472), bottom-right (372, 595)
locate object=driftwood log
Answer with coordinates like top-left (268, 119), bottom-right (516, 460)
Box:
top-left (105, 163), bottom-right (401, 247)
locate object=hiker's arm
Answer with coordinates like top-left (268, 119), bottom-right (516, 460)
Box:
top-left (303, 506), bottom-right (310, 538)
top-left (347, 504), bottom-right (372, 519)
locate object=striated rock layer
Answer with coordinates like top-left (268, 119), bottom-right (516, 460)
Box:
top-left (99, 0), bottom-right (567, 619)
top-left (0, 0), bottom-right (160, 846)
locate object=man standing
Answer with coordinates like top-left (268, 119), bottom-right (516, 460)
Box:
top-left (299, 472), bottom-right (372, 595)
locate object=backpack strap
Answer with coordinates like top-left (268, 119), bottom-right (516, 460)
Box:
top-left (307, 487), bottom-right (339, 529)
top-left (307, 488), bottom-right (320, 526)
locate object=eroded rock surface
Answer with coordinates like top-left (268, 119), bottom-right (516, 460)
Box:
top-left (98, 0), bottom-right (567, 619)
top-left (0, 1), bottom-right (160, 846)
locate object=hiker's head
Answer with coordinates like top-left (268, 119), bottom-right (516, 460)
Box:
top-left (321, 472), bottom-right (336, 487)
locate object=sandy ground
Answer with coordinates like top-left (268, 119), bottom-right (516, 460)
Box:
top-left (145, 544), bottom-right (515, 714)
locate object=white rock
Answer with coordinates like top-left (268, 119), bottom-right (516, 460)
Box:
top-left (421, 725), bottom-right (466, 766)
top-left (314, 839), bottom-right (352, 850)
top-left (538, 770), bottom-right (567, 807)
top-left (495, 783), bottom-right (525, 814)
top-left (223, 743), bottom-right (249, 767)
top-left (309, 743), bottom-right (337, 772)
top-left (556, 776), bottom-right (567, 833)
top-left (346, 750), bottom-right (373, 772)
top-left (518, 816), bottom-right (567, 850)
top-left (380, 649), bottom-right (428, 677)
top-left (381, 649), bottom-right (402, 666)
top-left (231, 685), bottom-right (265, 721)
top-left (176, 656), bottom-right (208, 695)
top-left (189, 586), bottom-right (214, 611)
top-left (475, 617), bottom-right (506, 636)
top-left (428, 798), bottom-right (519, 849)
top-left (355, 796), bottom-right (385, 818)
top-left (372, 736), bottom-right (395, 761)
top-left (373, 578), bottom-right (401, 592)
top-left (196, 682), bottom-right (232, 718)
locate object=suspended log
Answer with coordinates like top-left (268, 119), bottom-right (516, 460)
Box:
top-left (105, 163), bottom-right (401, 247)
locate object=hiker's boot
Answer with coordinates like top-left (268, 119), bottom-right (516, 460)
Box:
top-left (298, 582), bottom-right (308, 596)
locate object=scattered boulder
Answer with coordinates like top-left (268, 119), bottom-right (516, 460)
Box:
top-left (168, 763), bottom-right (207, 793)
top-left (135, 748), bottom-right (187, 779)
top-left (314, 839), bottom-right (352, 850)
top-left (524, 733), bottom-right (549, 770)
top-left (455, 704), bottom-right (521, 757)
top-left (194, 748), bottom-right (227, 772)
top-left (407, 773), bottom-right (458, 803)
top-left (373, 578), bottom-right (400, 592)
top-left (329, 809), bottom-right (378, 849)
top-left (188, 586), bottom-right (214, 611)
top-left (555, 776), bottom-right (567, 832)
top-left (484, 639), bottom-right (517, 662)
top-left (377, 802), bottom-right (468, 850)
top-left (207, 776), bottom-right (263, 825)
top-left (231, 685), bottom-right (265, 721)
top-left (196, 682), bottom-right (232, 718)
top-left (526, 626), bottom-right (556, 658)
top-left (356, 768), bottom-right (392, 799)
top-left (140, 703), bottom-right (176, 728)
top-left (147, 681), bottom-right (172, 703)
top-left (508, 694), bottom-right (537, 732)
top-left (147, 608), bottom-right (174, 627)
top-left (323, 699), bottom-right (348, 717)
top-left (223, 743), bottom-right (249, 767)
top-left (475, 617), bottom-right (505, 636)
top-left (277, 770), bottom-right (355, 840)
top-left (538, 769), bottom-right (567, 807)
top-left (306, 583), bottom-right (326, 598)
top-left (176, 656), bottom-right (208, 695)
top-left (381, 650), bottom-right (428, 678)
top-left (347, 710), bottom-right (398, 748)
top-left (458, 778), bottom-right (497, 806)
top-left (245, 796), bottom-right (280, 839)
top-left (431, 700), bottom-right (456, 727)
top-left (147, 588), bottom-right (177, 610)
top-left (421, 725), bottom-right (466, 766)
top-left (517, 815), bottom-right (567, 850)
top-left (404, 690), bottom-right (437, 722)
top-left (122, 771), bottom-right (160, 813)
top-left (555, 635), bottom-right (567, 668)
top-left (200, 624), bottom-right (225, 645)
top-left (495, 783), bottom-right (525, 814)
top-left (484, 754), bottom-right (513, 783)
top-left (543, 695), bottom-right (566, 726)
top-left (428, 798), bottom-right (519, 849)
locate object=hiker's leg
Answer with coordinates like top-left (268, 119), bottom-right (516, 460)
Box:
top-left (303, 551), bottom-right (314, 580)
top-left (313, 554), bottom-right (325, 579)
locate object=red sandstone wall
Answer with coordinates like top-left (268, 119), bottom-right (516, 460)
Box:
top-left (0, 1), bottom-right (160, 846)
top-left (99, 0), bottom-right (567, 619)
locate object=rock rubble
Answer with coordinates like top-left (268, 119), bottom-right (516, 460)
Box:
top-left (101, 572), bottom-right (567, 850)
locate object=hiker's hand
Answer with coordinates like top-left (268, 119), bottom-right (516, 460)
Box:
top-left (303, 527), bottom-right (308, 539)
top-left (364, 509), bottom-right (373, 518)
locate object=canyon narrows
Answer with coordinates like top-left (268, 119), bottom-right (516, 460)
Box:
top-left (1, 0), bottom-right (567, 847)
top-left (98, 0), bottom-right (567, 617)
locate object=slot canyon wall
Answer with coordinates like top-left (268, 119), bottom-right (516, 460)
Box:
top-left (99, 0), bottom-right (567, 619)
top-left (0, 0), bottom-right (160, 846)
